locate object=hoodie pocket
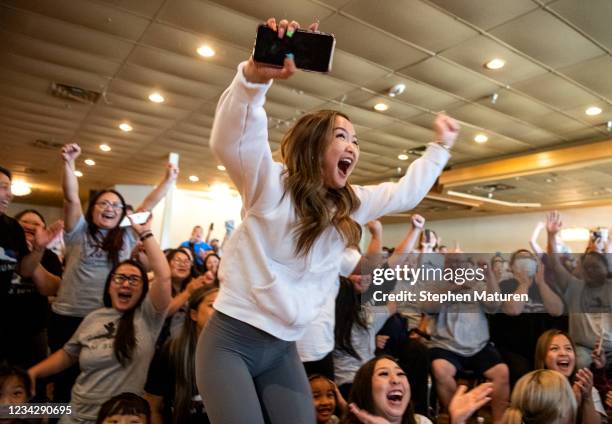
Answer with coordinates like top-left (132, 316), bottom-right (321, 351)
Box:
top-left (251, 260), bottom-right (335, 327)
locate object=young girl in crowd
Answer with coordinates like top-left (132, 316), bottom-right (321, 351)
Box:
top-left (502, 369), bottom-right (576, 424)
top-left (96, 392), bottom-right (151, 424)
top-left (145, 286), bottom-right (218, 424)
top-left (50, 144), bottom-right (176, 402)
top-left (310, 374), bottom-right (347, 424)
top-left (28, 216), bottom-right (171, 423)
top-left (195, 17), bottom-right (459, 424)
top-left (534, 329), bottom-right (607, 424)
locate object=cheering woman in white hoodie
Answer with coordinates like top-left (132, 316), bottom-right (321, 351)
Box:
top-left (195, 17), bottom-right (460, 424)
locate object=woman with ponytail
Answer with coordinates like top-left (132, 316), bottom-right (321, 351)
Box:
top-left (502, 369), bottom-right (576, 424)
top-left (28, 215), bottom-right (171, 423)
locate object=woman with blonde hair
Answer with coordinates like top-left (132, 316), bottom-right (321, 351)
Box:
top-left (502, 369), bottom-right (576, 424)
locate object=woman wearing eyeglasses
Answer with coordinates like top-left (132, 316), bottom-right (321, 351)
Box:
top-left (49, 143), bottom-right (178, 404)
top-left (28, 214), bottom-right (171, 424)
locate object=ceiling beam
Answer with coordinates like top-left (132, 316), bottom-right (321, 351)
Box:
top-left (439, 139), bottom-right (612, 188)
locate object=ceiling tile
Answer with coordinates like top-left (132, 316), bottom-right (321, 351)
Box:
top-left (490, 9), bottom-right (604, 69)
top-left (549, 0), bottom-right (612, 51)
top-left (426, 0), bottom-right (538, 31)
top-left (341, 0), bottom-right (477, 52)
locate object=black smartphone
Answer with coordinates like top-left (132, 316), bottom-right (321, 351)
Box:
top-left (253, 24), bottom-right (336, 73)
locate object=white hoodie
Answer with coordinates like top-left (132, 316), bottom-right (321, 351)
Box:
top-left (210, 62), bottom-right (450, 341)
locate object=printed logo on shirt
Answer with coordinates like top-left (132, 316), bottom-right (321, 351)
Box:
top-left (8, 273), bottom-right (37, 296)
top-left (88, 321), bottom-right (116, 341)
top-left (80, 234), bottom-right (129, 267)
top-left (0, 247), bottom-right (18, 272)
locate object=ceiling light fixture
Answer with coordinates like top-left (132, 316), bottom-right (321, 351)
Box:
top-left (374, 103), bottom-right (388, 112)
top-left (484, 58), bottom-right (505, 70)
top-left (388, 83), bottom-right (406, 97)
top-left (397, 153), bottom-right (409, 161)
top-left (217, 165), bottom-right (226, 171)
top-left (474, 134), bottom-right (488, 143)
top-left (607, 121), bottom-right (612, 132)
top-left (74, 170), bottom-right (83, 177)
top-left (99, 144), bottom-right (111, 152)
top-left (11, 181), bottom-right (32, 196)
top-left (148, 92), bottom-right (165, 103)
top-left (189, 175), bottom-right (199, 182)
top-left (491, 92), bottom-right (499, 104)
top-left (119, 122), bottom-right (133, 132)
top-left (197, 45), bottom-right (215, 57)
top-left (585, 106), bottom-right (602, 116)
top-left (84, 159), bottom-right (96, 166)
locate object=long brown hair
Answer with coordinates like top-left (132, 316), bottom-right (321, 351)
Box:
top-left (280, 110), bottom-right (361, 256)
top-left (534, 329), bottom-right (577, 381)
top-left (85, 189), bottom-right (127, 267)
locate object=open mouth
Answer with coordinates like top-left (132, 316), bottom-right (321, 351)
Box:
top-left (117, 292), bottom-right (133, 303)
top-left (316, 406), bottom-right (333, 416)
top-left (386, 390), bottom-right (404, 405)
top-left (337, 158), bottom-right (353, 176)
top-left (556, 359), bottom-right (571, 370)
top-left (102, 212), bottom-right (116, 220)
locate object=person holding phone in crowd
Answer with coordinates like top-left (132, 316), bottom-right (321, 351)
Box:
top-left (195, 17), bottom-right (459, 424)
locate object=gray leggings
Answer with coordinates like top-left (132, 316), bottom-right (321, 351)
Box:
top-left (195, 311), bottom-right (315, 424)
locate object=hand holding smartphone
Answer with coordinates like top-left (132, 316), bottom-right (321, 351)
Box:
top-left (120, 211), bottom-right (151, 228)
top-left (253, 24), bottom-right (335, 73)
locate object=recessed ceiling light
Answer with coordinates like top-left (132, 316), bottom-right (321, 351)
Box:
top-left (84, 159), bottom-right (96, 166)
top-left (474, 134), bottom-right (488, 143)
top-left (374, 103), bottom-right (388, 112)
top-left (484, 58), bottom-right (505, 70)
top-left (197, 45), bottom-right (215, 57)
top-left (99, 144), bottom-right (111, 152)
top-left (119, 122), bottom-right (133, 132)
top-left (148, 92), bottom-right (165, 103)
top-left (397, 153), bottom-right (409, 161)
top-left (11, 181), bottom-right (31, 196)
top-left (217, 165), bottom-right (226, 171)
top-left (585, 106), bottom-right (602, 116)
top-left (189, 175), bottom-right (199, 182)
top-left (74, 170), bottom-right (83, 177)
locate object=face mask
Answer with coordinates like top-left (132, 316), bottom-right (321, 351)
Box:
top-left (514, 258), bottom-right (537, 278)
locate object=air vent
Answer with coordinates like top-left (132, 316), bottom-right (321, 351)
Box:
top-left (34, 139), bottom-right (64, 150)
top-left (50, 82), bottom-right (101, 104)
top-left (408, 145), bottom-right (427, 156)
top-left (473, 183), bottom-right (515, 193)
top-left (24, 168), bottom-right (48, 175)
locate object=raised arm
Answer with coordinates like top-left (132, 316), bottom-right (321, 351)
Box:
top-left (137, 163), bottom-right (178, 212)
top-left (61, 144), bottom-right (83, 232)
top-left (18, 220), bottom-right (63, 279)
top-left (546, 210), bottom-right (573, 293)
top-left (387, 214), bottom-right (424, 269)
top-left (352, 115), bottom-right (458, 223)
top-left (130, 216), bottom-right (171, 312)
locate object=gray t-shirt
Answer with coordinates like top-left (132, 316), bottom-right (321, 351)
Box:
top-left (53, 216), bottom-right (136, 317)
top-left (563, 276), bottom-right (612, 353)
top-left (333, 304), bottom-right (390, 386)
top-left (60, 297), bottom-right (166, 424)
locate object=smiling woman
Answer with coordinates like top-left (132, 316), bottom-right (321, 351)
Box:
top-left (46, 143), bottom-right (178, 405)
top-left (28, 215), bottom-right (172, 423)
top-left (194, 16), bottom-right (459, 424)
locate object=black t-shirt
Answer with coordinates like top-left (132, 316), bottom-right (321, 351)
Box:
top-left (0, 214), bottom-right (29, 302)
top-left (145, 342), bottom-right (208, 424)
top-left (6, 249), bottom-right (62, 335)
top-left (489, 278), bottom-right (567, 363)
top-left (0, 214), bottom-right (63, 335)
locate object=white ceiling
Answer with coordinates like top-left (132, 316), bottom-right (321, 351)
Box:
top-left (1, 0), bottom-right (611, 215)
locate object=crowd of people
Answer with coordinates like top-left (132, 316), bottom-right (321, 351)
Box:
top-left (0, 16), bottom-right (611, 424)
